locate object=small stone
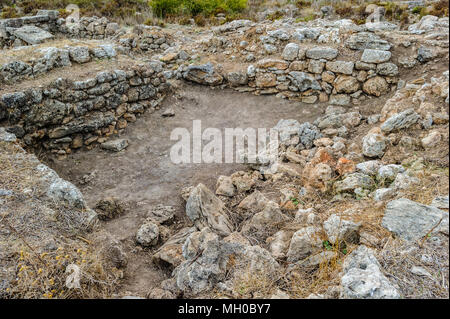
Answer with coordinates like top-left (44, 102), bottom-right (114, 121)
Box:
top-left (100, 139), bottom-right (129, 152)
top-left (216, 175), bottom-right (235, 197)
top-left (94, 197), bottom-right (124, 220)
top-left (136, 222), bottom-right (159, 247)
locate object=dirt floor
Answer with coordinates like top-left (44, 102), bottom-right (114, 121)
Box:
top-left (42, 83), bottom-right (327, 297)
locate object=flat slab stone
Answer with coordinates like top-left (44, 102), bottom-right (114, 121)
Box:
top-left (100, 139), bottom-right (129, 152)
top-left (382, 198), bottom-right (449, 241)
top-left (11, 25), bottom-right (53, 45)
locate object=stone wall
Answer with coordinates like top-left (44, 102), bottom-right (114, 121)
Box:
top-left (0, 43), bottom-right (121, 84)
top-left (0, 63), bottom-right (168, 155)
top-left (1, 11), bottom-right (170, 51)
top-left (182, 44), bottom-right (399, 105)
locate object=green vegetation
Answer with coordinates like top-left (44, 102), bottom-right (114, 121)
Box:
top-left (149, 0), bottom-right (248, 18)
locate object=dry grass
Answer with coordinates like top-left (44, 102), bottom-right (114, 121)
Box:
top-left (378, 236), bottom-right (449, 299)
top-left (6, 244), bottom-right (122, 299)
top-left (1, 141), bottom-right (122, 299)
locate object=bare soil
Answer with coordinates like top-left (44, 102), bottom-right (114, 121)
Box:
top-left (41, 83), bottom-right (327, 297)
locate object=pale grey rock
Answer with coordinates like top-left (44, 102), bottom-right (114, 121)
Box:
top-left (11, 25), bottom-right (53, 44)
top-left (263, 43), bottom-right (277, 54)
top-left (361, 49), bottom-right (391, 63)
top-left (297, 122), bottom-right (322, 149)
top-left (183, 63), bottom-right (223, 86)
top-left (431, 196), bottom-right (449, 209)
top-left (326, 61), bottom-right (354, 75)
top-left (382, 198), bottom-right (448, 241)
top-left (345, 32), bottom-right (392, 51)
top-left (340, 245), bottom-right (400, 299)
top-left (148, 204), bottom-right (176, 225)
top-left (267, 230), bottom-right (292, 259)
top-left (46, 178), bottom-right (86, 209)
top-left (241, 201), bottom-right (289, 241)
top-left (329, 94), bottom-right (351, 106)
top-left (273, 119), bottom-right (301, 143)
top-left (282, 43), bottom-right (299, 61)
top-left (324, 214), bottom-right (361, 244)
top-left (68, 46), bottom-right (91, 63)
top-left (186, 184), bottom-right (234, 236)
top-left (376, 63), bottom-right (399, 76)
top-left (306, 47), bottom-right (338, 60)
top-left (0, 128), bottom-right (16, 142)
top-left (286, 226), bottom-right (322, 263)
top-left (381, 109), bottom-right (420, 133)
top-left (362, 131), bottom-right (386, 158)
top-left (377, 164), bottom-right (405, 181)
top-left (101, 139), bottom-right (129, 152)
top-left (288, 71), bottom-right (321, 91)
top-left (391, 172), bottom-right (419, 190)
top-left (136, 221), bottom-right (159, 247)
top-left (373, 188), bottom-right (395, 201)
top-left (417, 46), bottom-right (434, 63)
top-left (334, 173), bottom-right (374, 193)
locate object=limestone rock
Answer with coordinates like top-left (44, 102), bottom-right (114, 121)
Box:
top-left (340, 246), bottom-right (400, 299)
top-left (362, 129), bottom-right (387, 158)
top-left (136, 221), bottom-right (159, 247)
top-left (380, 109), bottom-right (420, 133)
top-left (286, 226), bottom-right (323, 263)
top-left (324, 214), bottom-right (361, 244)
top-left (11, 25), bottom-right (53, 44)
top-left (363, 76), bottom-right (389, 96)
top-left (361, 49), bottom-right (391, 63)
top-left (216, 175), bottom-right (236, 197)
top-left (382, 198), bottom-right (448, 241)
top-left (183, 63), bottom-right (223, 86)
top-left (101, 139), bottom-right (129, 152)
top-left (186, 184), bottom-right (234, 236)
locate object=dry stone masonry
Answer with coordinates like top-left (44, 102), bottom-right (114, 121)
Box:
top-left (0, 64), bottom-right (168, 155)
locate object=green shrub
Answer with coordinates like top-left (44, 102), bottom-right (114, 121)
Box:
top-left (149, 0), bottom-right (248, 18)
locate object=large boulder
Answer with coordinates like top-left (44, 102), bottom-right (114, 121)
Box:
top-left (340, 246), bottom-right (400, 299)
top-left (382, 198), bottom-right (449, 241)
top-left (186, 184), bottom-right (234, 236)
top-left (175, 234), bottom-right (279, 294)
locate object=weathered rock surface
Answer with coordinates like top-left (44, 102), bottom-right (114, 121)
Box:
top-left (186, 184), bottom-right (234, 236)
top-left (382, 198), bottom-right (449, 241)
top-left (340, 246), bottom-right (400, 299)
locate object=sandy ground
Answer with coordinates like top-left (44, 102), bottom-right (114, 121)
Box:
top-left (42, 83), bottom-right (327, 296)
